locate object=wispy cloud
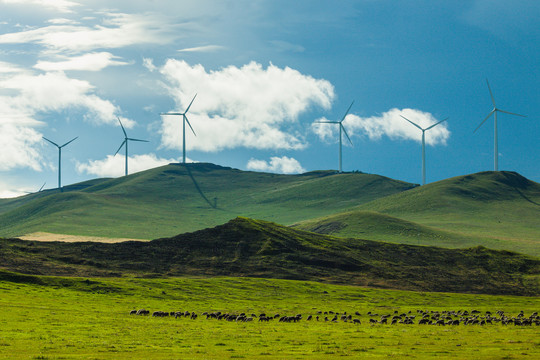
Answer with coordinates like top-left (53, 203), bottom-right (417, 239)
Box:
top-left (312, 108), bottom-right (450, 146)
top-left (158, 60), bottom-right (334, 152)
top-left (34, 52), bottom-right (131, 71)
top-left (76, 154), bottom-right (177, 178)
top-left (247, 156), bottom-right (305, 174)
top-left (2, 0), bottom-right (80, 13)
top-left (0, 12), bottom-right (180, 53)
top-left (177, 45), bottom-right (225, 53)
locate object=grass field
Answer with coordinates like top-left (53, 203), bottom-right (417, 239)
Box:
top-left (0, 272), bottom-right (538, 359)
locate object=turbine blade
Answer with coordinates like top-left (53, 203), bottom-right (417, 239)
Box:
top-left (497, 109), bottom-right (526, 118)
top-left (117, 117), bottom-right (127, 137)
top-left (127, 138), bottom-right (149, 143)
top-left (315, 121), bottom-right (338, 124)
top-left (160, 112), bottom-right (183, 116)
top-left (43, 137), bottom-right (59, 148)
top-left (39, 182), bottom-right (46, 192)
top-left (425, 117), bottom-right (448, 131)
top-left (399, 115), bottom-right (422, 130)
top-left (114, 140), bottom-right (126, 155)
top-left (474, 110), bottom-right (495, 133)
top-left (341, 124), bottom-right (353, 145)
top-left (486, 79), bottom-right (496, 107)
top-left (184, 93), bottom-right (197, 114)
top-left (340, 101), bottom-right (354, 122)
top-left (60, 136), bottom-right (78, 148)
top-left (185, 115), bottom-right (196, 136)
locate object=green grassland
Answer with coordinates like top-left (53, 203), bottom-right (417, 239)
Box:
top-left (1, 217), bottom-right (538, 295)
top-left (0, 271), bottom-right (538, 359)
top-left (0, 163), bottom-right (414, 239)
top-left (294, 171), bottom-right (540, 256)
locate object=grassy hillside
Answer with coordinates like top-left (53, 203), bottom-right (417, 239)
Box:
top-left (0, 163), bottom-right (415, 239)
top-left (295, 171), bottom-right (540, 256)
top-left (1, 217), bottom-right (538, 295)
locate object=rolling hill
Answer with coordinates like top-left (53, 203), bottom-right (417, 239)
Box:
top-left (0, 163), bottom-right (415, 239)
top-left (1, 217), bottom-right (538, 295)
top-left (294, 171), bottom-right (540, 256)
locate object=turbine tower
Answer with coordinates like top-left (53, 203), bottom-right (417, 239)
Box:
top-left (316, 101), bottom-right (354, 173)
top-left (160, 94), bottom-right (197, 164)
top-left (114, 117), bottom-right (149, 176)
top-left (400, 115), bottom-right (447, 186)
top-left (474, 79), bottom-right (526, 171)
top-left (43, 136), bottom-right (78, 191)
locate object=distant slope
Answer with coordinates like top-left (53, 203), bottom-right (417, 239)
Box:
top-left (1, 217), bottom-right (538, 295)
top-left (296, 172), bottom-right (540, 256)
top-left (0, 163), bottom-right (415, 239)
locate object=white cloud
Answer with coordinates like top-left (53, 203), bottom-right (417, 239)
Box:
top-left (158, 60), bottom-right (334, 152)
top-left (0, 71), bottom-right (131, 127)
top-left (0, 122), bottom-right (43, 171)
top-left (76, 153), bottom-right (178, 178)
top-left (177, 45), bottom-right (225, 53)
top-left (247, 156), bottom-right (306, 174)
top-left (312, 108), bottom-right (450, 146)
top-left (0, 64), bottom-right (134, 171)
top-left (0, 12), bottom-right (180, 53)
top-left (1, 0), bottom-right (80, 13)
top-left (34, 52), bottom-right (131, 71)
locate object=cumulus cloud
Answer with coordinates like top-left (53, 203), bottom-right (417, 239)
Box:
top-left (34, 52), bottom-right (131, 71)
top-left (247, 156), bottom-right (306, 174)
top-left (312, 108), bottom-right (450, 146)
top-left (76, 153), bottom-right (177, 178)
top-left (0, 12), bottom-right (179, 53)
top-left (158, 60), bottom-right (334, 152)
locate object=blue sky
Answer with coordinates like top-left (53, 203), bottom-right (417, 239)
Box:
top-left (0, 0), bottom-right (538, 197)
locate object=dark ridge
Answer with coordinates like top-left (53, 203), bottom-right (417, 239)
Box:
top-left (1, 217), bottom-right (538, 295)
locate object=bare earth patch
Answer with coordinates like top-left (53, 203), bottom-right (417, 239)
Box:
top-left (20, 232), bottom-right (147, 243)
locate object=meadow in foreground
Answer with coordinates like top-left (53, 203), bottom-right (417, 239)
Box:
top-left (0, 275), bottom-right (538, 359)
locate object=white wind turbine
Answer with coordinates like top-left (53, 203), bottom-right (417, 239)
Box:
top-left (316, 101), bottom-right (354, 173)
top-left (114, 117), bottom-right (149, 176)
top-left (474, 79), bottom-right (526, 171)
top-left (400, 115), bottom-right (447, 186)
top-left (43, 136), bottom-right (78, 191)
top-left (160, 94), bottom-right (197, 164)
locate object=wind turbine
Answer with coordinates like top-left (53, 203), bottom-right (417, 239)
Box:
top-left (43, 136), bottom-right (78, 191)
top-left (114, 117), bottom-right (149, 176)
top-left (316, 101), bottom-right (354, 173)
top-left (160, 94), bottom-right (197, 164)
top-left (474, 79), bottom-right (526, 171)
top-left (400, 115), bottom-right (447, 186)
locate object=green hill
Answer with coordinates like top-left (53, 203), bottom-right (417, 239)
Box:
top-left (0, 163), bottom-right (414, 239)
top-left (1, 217), bottom-right (538, 295)
top-left (294, 171), bottom-right (540, 256)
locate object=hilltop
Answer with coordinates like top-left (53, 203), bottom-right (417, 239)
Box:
top-left (1, 217), bottom-right (538, 295)
top-left (294, 171), bottom-right (540, 256)
top-left (0, 163), bottom-right (414, 239)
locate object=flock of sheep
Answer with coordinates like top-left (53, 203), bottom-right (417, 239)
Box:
top-left (130, 308), bottom-right (539, 326)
